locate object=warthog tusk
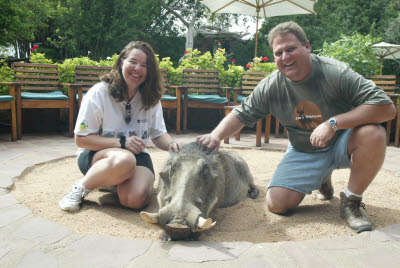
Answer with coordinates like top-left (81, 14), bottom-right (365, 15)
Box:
top-left (140, 211), bottom-right (159, 224)
top-left (194, 221), bottom-right (216, 232)
top-left (197, 217), bottom-right (212, 229)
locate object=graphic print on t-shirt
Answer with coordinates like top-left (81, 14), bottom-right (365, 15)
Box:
top-left (293, 101), bottom-right (323, 130)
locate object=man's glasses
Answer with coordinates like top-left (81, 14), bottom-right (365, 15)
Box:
top-left (125, 102), bottom-right (131, 123)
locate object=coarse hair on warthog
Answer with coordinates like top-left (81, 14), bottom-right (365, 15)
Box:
top-left (140, 142), bottom-right (259, 240)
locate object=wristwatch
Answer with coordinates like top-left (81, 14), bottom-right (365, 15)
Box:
top-left (119, 136), bottom-right (126, 149)
top-left (328, 117), bottom-right (338, 131)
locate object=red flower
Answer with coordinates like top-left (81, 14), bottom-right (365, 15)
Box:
top-left (218, 40), bottom-right (221, 44)
top-left (184, 51), bottom-right (188, 54)
top-left (33, 45), bottom-right (38, 49)
top-left (273, 59), bottom-right (276, 62)
top-left (232, 59), bottom-right (235, 62)
top-left (30, 48), bottom-right (35, 51)
top-left (218, 49), bottom-right (222, 52)
top-left (262, 57), bottom-right (269, 61)
top-left (246, 64), bottom-right (251, 68)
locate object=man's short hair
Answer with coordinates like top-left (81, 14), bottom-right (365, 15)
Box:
top-left (268, 21), bottom-right (308, 48)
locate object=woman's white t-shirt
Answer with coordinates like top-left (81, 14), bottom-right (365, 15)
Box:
top-left (74, 82), bottom-right (167, 155)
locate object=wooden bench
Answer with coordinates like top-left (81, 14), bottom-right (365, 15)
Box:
top-left (367, 75), bottom-right (399, 145)
top-left (224, 71), bottom-right (270, 147)
top-left (70, 65), bottom-right (112, 108)
top-left (12, 62), bottom-right (74, 138)
top-left (160, 68), bottom-right (184, 133)
top-left (181, 69), bottom-right (230, 130)
top-left (0, 82), bottom-right (18, 141)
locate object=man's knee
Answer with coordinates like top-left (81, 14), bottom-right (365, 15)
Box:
top-left (355, 124), bottom-right (386, 144)
top-left (265, 187), bottom-right (305, 214)
top-left (349, 124), bottom-right (386, 154)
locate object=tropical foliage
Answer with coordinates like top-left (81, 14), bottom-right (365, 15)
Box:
top-left (1, 0), bottom-right (399, 82)
top-left (317, 33), bottom-right (381, 76)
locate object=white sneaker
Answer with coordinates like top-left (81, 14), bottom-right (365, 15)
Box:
top-left (59, 182), bottom-right (88, 212)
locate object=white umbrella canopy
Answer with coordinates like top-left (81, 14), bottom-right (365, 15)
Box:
top-left (372, 42), bottom-right (400, 75)
top-left (198, 0), bottom-right (317, 56)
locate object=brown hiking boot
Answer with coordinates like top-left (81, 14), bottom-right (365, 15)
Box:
top-left (340, 192), bottom-right (372, 233)
top-left (316, 176), bottom-right (334, 200)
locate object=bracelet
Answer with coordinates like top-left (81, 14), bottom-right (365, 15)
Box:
top-left (119, 136), bottom-right (126, 149)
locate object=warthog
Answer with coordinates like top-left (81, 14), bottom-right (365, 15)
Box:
top-left (140, 142), bottom-right (259, 240)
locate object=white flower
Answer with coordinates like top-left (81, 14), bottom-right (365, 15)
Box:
top-left (106, 56), bottom-right (111, 60)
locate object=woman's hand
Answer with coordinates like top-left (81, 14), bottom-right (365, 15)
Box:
top-left (168, 140), bottom-right (184, 153)
top-left (125, 136), bottom-right (146, 154)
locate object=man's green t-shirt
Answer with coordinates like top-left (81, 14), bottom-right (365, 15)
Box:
top-left (233, 54), bottom-right (393, 153)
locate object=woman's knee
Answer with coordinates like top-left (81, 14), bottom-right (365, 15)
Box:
top-left (119, 189), bottom-right (152, 209)
top-left (107, 150), bottom-right (136, 175)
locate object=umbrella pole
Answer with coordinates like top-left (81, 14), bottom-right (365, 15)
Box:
top-left (255, 9), bottom-right (260, 57)
top-left (380, 58), bottom-right (383, 75)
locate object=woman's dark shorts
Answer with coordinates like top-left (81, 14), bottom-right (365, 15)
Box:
top-left (77, 149), bottom-right (154, 175)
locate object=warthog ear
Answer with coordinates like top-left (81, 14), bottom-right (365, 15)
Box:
top-left (159, 170), bottom-right (169, 180)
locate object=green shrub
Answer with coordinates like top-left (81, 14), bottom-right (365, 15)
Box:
top-left (317, 33), bottom-right (381, 76)
top-left (220, 64), bottom-right (244, 88)
top-left (98, 54), bottom-right (118, 67)
top-left (246, 56), bottom-right (277, 73)
top-left (58, 56), bottom-right (117, 93)
top-left (29, 53), bottom-right (53, 64)
top-left (0, 59), bottom-right (14, 95)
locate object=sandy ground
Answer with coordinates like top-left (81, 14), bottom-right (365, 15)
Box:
top-left (12, 148), bottom-right (400, 243)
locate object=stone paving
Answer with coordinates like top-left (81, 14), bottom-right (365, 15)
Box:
top-left (0, 131), bottom-right (399, 267)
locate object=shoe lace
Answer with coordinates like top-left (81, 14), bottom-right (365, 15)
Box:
top-left (349, 200), bottom-right (366, 217)
top-left (66, 186), bottom-right (87, 201)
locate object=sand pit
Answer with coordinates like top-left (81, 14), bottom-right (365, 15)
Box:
top-left (12, 148), bottom-right (400, 243)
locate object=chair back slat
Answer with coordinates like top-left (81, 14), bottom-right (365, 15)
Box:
top-left (21, 86), bottom-right (60, 91)
top-left (182, 69), bottom-right (222, 95)
top-left (74, 65), bottom-right (112, 90)
top-left (367, 75), bottom-right (398, 95)
top-left (12, 62), bottom-right (60, 92)
top-left (241, 71), bottom-right (269, 93)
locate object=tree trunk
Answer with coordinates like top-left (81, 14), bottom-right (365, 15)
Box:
top-left (186, 25), bottom-right (194, 50)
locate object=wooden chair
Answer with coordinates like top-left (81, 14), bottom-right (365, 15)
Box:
top-left (0, 82), bottom-right (18, 141)
top-left (181, 69), bottom-right (230, 131)
top-left (224, 71), bottom-right (270, 147)
top-left (12, 62), bottom-right (74, 138)
top-left (72, 65), bottom-right (112, 108)
top-left (160, 68), bottom-right (183, 133)
top-left (367, 75), bottom-right (399, 145)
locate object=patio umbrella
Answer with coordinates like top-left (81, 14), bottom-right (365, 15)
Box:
top-left (372, 42), bottom-right (400, 75)
top-left (198, 0), bottom-right (317, 57)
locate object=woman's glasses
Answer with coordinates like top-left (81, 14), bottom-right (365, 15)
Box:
top-left (125, 102), bottom-right (131, 123)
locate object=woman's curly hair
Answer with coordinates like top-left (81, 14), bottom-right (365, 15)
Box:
top-left (101, 41), bottom-right (164, 110)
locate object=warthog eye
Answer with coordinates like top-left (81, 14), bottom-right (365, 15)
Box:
top-left (169, 167), bottom-right (175, 177)
top-left (200, 163), bottom-right (209, 176)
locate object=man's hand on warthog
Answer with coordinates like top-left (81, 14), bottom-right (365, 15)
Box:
top-left (196, 133), bottom-right (221, 152)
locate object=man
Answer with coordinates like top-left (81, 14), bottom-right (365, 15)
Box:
top-left (197, 21), bottom-right (396, 233)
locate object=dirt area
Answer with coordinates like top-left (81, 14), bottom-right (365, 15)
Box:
top-left (12, 148), bottom-right (400, 243)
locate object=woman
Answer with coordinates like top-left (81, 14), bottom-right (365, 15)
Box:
top-left (60, 41), bottom-right (182, 212)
